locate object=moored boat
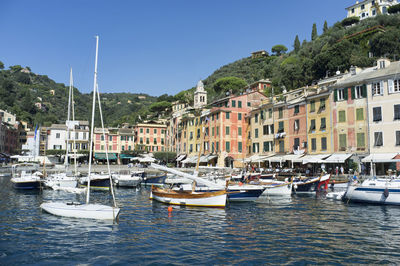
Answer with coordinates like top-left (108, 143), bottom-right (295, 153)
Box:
top-left (142, 173), bottom-right (167, 187)
top-left (113, 170), bottom-right (143, 188)
top-left (150, 185), bottom-right (227, 208)
top-left (79, 173), bottom-right (111, 190)
top-left (10, 163), bottom-right (43, 190)
top-left (343, 178), bottom-right (400, 205)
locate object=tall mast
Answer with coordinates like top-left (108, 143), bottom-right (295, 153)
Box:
top-left (86, 35), bottom-right (99, 204)
top-left (71, 69), bottom-right (77, 175)
top-left (65, 68), bottom-right (73, 171)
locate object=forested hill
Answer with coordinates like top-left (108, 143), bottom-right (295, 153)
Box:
top-left (1, 13), bottom-right (400, 128)
top-left (0, 65), bottom-right (160, 127)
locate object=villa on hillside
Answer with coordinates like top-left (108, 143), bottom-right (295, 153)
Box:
top-left (346, 0), bottom-right (398, 20)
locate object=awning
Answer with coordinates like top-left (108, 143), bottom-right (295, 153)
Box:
top-left (244, 154), bottom-right (272, 163)
top-left (283, 154), bottom-right (304, 162)
top-left (176, 154), bottom-right (187, 162)
top-left (301, 154), bottom-right (331, 164)
top-left (321, 153), bottom-right (353, 163)
top-left (120, 154), bottom-right (135, 159)
top-left (182, 156), bottom-right (198, 164)
top-left (268, 155), bottom-right (285, 163)
top-left (199, 154), bottom-right (218, 163)
top-left (361, 153), bottom-right (400, 163)
top-left (94, 153), bottom-right (117, 160)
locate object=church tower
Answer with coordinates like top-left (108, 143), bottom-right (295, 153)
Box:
top-left (194, 80), bottom-right (207, 109)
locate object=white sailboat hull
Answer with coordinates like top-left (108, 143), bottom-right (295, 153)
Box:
top-left (262, 182), bottom-right (292, 196)
top-left (150, 189), bottom-right (227, 208)
top-left (40, 202), bottom-right (120, 220)
top-left (344, 179), bottom-right (400, 205)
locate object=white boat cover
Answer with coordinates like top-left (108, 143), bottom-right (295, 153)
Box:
top-left (175, 154), bottom-right (187, 162)
top-left (361, 153), bottom-right (400, 163)
top-left (320, 153), bottom-right (353, 163)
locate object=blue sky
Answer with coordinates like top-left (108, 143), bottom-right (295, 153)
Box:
top-left (0, 0), bottom-right (355, 96)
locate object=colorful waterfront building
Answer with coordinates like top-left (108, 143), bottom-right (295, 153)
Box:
top-left (286, 88), bottom-right (308, 155)
top-left (134, 122), bottom-right (166, 153)
top-left (305, 87), bottom-right (333, 155)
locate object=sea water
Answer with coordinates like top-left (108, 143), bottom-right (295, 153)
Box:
top-left (1, 175), bottom-right (400, 265)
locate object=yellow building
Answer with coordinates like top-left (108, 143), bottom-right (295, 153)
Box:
top-left (306, 88), bottom-right (333, 155)
top-left (345, 0), bottom-right (396, 20)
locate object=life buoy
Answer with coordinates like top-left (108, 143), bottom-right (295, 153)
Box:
top-left (383, 188), bottom-right (389, 198)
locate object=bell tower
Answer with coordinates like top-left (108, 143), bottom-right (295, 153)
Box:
top-left (194, 80), bottom-right (207, 109)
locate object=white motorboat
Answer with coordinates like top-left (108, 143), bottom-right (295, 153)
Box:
top-left (44, 172), bottom-right (78, 189)
top-left (113, 170), bottom-right (143, 188)
top-left (343, 177), bottom-right (400, 205)
top-left (11, 163), bottom-right (43, 190)
top-left (261, 181), bottom-right (293, 196)
top-left (41, 36), bottom-right (120, 220)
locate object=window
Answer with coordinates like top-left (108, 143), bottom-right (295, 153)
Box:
top-left (189, 144), bottom-right (193, 152)
top-left (109, 136), bottom-right (113, 141)
top-left (238, 101), bottom-right (242, 108)
top-left (238, 127), bottom-right (242, 136)
top-left (279, 107), bottom-right (283, 118)
top-left (356, 108), bottom-right (364, 121)
top-left (396, 131), bottom-right (400, 146)
top-left (263, 125), bottom-right (268, 135)
top-left (260, 110), bottom-right (264, 120)
top-left (226, 112), bottom-right (230, 119)
top-left (238, 113), bottom-right (242, 120)
top-left (339, 110), bottom-right (346, 122)
top-left (361, 4), bottom-right (364, 9)
top-left (101, 145), bottom-right (104, 150)
top-left (122, 146), bottom-right (125, 151)
top-left (216, 126), bottom-right (219, 136)
top-left (389, 79), bottom-right (400, 93)
top-left (339, 134), bottom-right (347, 150)
top-left (310, 119), bottom-right (316, 132)
top-left (153, 139), bottom-right (157, 145)
top-left (321, 137), bottom-right (327, 151)
top-left (75, 132), bottom-right (79, 140)
top-left (216, 142), bottom-right (219, 152)
top-left (146, 128), bottom-right (149, 134)
top-left (269, 109), bottom-right (272, 118)
top-left (354, 85), bottom-right (364, 99)
top-left (278, 121), bottom-right (284, 133)
top-left (351, 8), bottom-right (354, 13)
top-left (255, 128), bottom-right (259, 138)
top-left (320, 118), bottom-right (326, 130)
top-left (319, 98), bottom-right (325, 111)
top-left (270, 124), bottom-right (274, 134)
top-left (294, 105), bottom-right (299, 114)
top-left (247, 102), bottom-right (251, 107)
top-left (374, 132), bottom-right (383, 146)
top-left (140, 138), bottom-right (143, 144)
top-left (140, 128), bottom-right (143, 133)
top-left (109, 145), bottom-right (112, 151)
top-left (279, 140), bottom-right (284, 153)
top-left (311, 138), bottom-right (317, 151)
top-left (373, 107), bottom-right (382, 122)
top-left (394, 105), bottom-right (400, 120)
top-left (212, 127), bottom-right (215, 136)
top-left (310, 100), bottom-right (315, 112)
top-left (294, 138), bottom-right (300, 150)
top-left (232, 100), bottom-right (236, 107)
top-left (337, 88), bottom-right (345, 101)
top-left (189, 132), bottom-right (193, 140)
top-left (226, 141), bottom-right (230, 152)
top-left (255, 114), bottom-right (258, 123)
top-left (238, 142), bottom-right (242, 152)
top-left (372, 81), bottom-right (383, 96)
top-left (357, 133), bottom-right (365, 148)
top-left (294, 120), bottom-right (300, 131)
top-left (226, 126), bottom-right (230, 136)
top-left (101, 135), bottom-right (104, 141)
top-left (197, 129), bottom-right (200, 139)
top-left (56, 133), bottom-right (60, 138)
top-left (263, 141), bottom-right (270, 152)
top-left (146, 138), bottom-right (149, 144)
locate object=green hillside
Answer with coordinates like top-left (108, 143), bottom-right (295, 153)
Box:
top-left (1, 13), bottom-right (400, 128)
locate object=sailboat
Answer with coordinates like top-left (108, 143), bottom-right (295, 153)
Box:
top-left (44, 68), bottom-right (78, 189)
top-left (40, 36), bottom-right (120, 220)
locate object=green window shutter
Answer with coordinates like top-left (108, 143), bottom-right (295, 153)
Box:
top-left (362, 84), bottom-right (367, 98)
top-left (334, 89), bottom-right (338, 102)
top-left (238, 127), bottom-right (242, 136)
top-left (339, 134), bottom-right (347, 149)
top-left (351, 86), bottom-right (355, 100)
top-left (356, 108), bottom-right (364, 121)
top-left (357, 133), bottom-right (365, 148)
top-left (238, 142), bottom-right (242, 152)
top-left (339, 110), bottom-right (346, 122)
top-left (344, 88), bottom-right (348, 100)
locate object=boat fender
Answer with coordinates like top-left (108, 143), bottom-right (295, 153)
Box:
top-left (294, 184), bottom-right (298, 190)
top-left (383, 188), bottom-right (389, 198)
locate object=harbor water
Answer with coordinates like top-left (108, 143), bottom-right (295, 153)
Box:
top-left (1, 175), bottom-right (400, 265)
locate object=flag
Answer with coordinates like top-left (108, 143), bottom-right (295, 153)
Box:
top-left (34, 124), bottom-right (38, 140)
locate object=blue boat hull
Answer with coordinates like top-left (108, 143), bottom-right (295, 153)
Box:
top-left (143, 174), bottom-right (167, 186)
top-left (80, 178), bottom-right (111, 190)
top-left (12, 181), bottom-right (42, 190)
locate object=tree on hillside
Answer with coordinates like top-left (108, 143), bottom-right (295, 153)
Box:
top-left (293, 35), bottom-right (300, 53)
top-left (0, 61), bottom-right (4, 69)
top-left (312, 23), bottom-right (318, 41)
top-left (271, 45), bottom-right (288, 56)
top-left (149, 101), bottom-right (172, 113)
top-left (212, 77), bottom-right (247, 97)
top-left (9, 65), bottom-right (22, 72)
top-left (323, 21), bottom-right (328, 33)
